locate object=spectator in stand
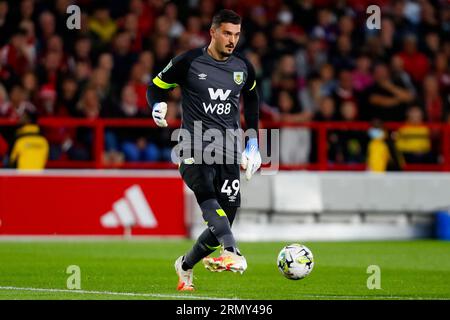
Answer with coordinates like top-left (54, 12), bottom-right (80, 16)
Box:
top-left (423, 31), bottom-right (441, 60)
top-left (20, 0), bottom-right (35, 22)
top-left (367, 63), bottom-right (415, 122)
top-left (336, 101), bottom-right (366, 163)
top-left (319, 63), bottom-right (337, 96)
top-left (276, 4), bottom-right (306, 48)
top-left (9, 110), bottom-right (48, 170)
top-left (21, 71), bottom-right (39, 108)
top-left (0, 28), bottom-right (33, 78)
top-left (57, 76), bottom-right (80, 117)
top-left (271, 54), bottom-right (300, 106)
top-left (88, 67), bottom-right (115, 113)
top-left (68, 35), bottom-right (93, 70)
top-left (152, 35), bottom-right (172, 77)
top-left (421, 75), bottom-right (445, 123)
top-left (151, 15), bottom-right (171, 40)
top-left (37, 11), bottom-right (56, 51)
top-left (313, 96), bottom-right (339, 162)
top-left (137, 50), bottom-right (154, 84)
top-left (36, 51), bottom-right (65, 112)
top-left (367, 123), bottom-right (390, 173)
top-left (198, 0), bottom-right (216, 31)
top-left (69, 86), bottom-right (104, 161)
top-left (183, 15), bottom-right (209, 50)
top-left (295, 37), bottom-right (327, 81)
top-left (352, 54), bottom-right (373, 93)
top-left (164, 2), bottom-right (185, 40)
top-left (310, 8), bottom-right (337, 44)
top-left (330, 34), bottom-right (355, 71)
top-left (47, 76), bottom-right (80, 160)
top-left (121, 13), bottom-right (143, 53)
top-left (314, 96), bottom-right (337, 122)
top-left (332, 69), bottom-right (358, 114)
top-left (74, 60), bottom-right (92, 90)
top-left (129, 62), bottom-right (151, 111)
top-left (278, 90), bottom-right (312, 164)
top-left (244, 5), bottom-right (270, 36)
top-left (396, 105), bottom-right (433, 163)
top-left (397, 34), bottom-right (430, 86)
top-left (433, 52), bottom-right (450, 96)
top-left (18, 19), bottom-right (36, 63)
top-left (248, 31), bottom-right (275, 89)
top-left (299, 73), bottom-right (325, 115)
top-left (88, 4), bottom-right (117, 45)
top-left (129, 0), bottom-right (153, 38)
top-left (118, 84), bottom-right (165, 162)
top-left (111, 31), bottom-right (137, 91)
top-left (245, 51), bottom-right (267, 103)
top-left (390, 54), bottom-right (416, 97)
top-left (0, 0), bottom-right (14, 47)
top-left (0, 84), bottom-right (36, 120)
top-left (97, 52), bottom-right (114, 75)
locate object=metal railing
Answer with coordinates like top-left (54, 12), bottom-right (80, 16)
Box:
top-left (1, 118), bottom-right (449, 171)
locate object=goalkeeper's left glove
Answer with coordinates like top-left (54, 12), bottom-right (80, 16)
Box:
top-left (152, 102), bottom-right (168, 127)
top-left (241, 137), bottom-right (262, 181)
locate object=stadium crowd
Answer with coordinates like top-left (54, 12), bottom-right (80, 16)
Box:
top-left (0, 0), bottom-right (449, 167)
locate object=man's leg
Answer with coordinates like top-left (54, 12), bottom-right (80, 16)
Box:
top-left (183, 206), bottom-right (238, 270)
top-left (179, 164), bottom-right (238, 266)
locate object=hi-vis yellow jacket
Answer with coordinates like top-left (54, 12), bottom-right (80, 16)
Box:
top-left (367, 138), bottom-right (390, 172)
top-left (10, 124), bottom-right (49, 170)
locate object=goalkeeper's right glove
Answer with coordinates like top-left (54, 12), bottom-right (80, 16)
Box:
top-left (152, 102), bottom-right (168, 127)
top-left (241, 137), bottom-right (262, 181)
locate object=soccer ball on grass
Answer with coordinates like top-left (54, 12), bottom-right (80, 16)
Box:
top-left (277, 243), bottom-right (314, 280)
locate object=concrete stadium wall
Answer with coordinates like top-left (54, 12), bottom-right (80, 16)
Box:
top-left (189, 172), bottom-right (450, 241)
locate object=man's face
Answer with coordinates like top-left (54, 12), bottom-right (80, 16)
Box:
top-left (211, 23), bottom-right (241, 57)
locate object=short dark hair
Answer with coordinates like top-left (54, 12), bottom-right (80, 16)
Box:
top-left (211, 9), bottom-right (241, 29)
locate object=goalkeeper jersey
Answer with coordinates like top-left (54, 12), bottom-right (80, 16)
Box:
top-left (151, 47), bottom-right (257, 162)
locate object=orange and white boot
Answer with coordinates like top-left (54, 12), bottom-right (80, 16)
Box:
top-left (174, 256), bottom-right (195, 291)
top-left (202, 249), bottom-right (247, 274)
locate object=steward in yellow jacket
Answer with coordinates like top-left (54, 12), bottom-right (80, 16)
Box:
top-left (10, 123), bottom-right (49, 170)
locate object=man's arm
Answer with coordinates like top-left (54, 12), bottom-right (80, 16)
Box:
top-left (241, 57), bottom-right (259, 138)
top-left (146, 51), bottom-right (191, 127)
top-left (241, 59), bottom-right (261, 180)
top-left (242, 85), bottom-right (259, 138)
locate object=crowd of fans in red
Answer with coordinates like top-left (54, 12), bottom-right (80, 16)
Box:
top-left (0, 0), bottom-right (449, 166)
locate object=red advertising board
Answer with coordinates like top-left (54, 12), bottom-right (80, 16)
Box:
top-left (0, 171), bottom-right (186, 236)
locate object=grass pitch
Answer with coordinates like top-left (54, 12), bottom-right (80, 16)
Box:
top-left (0, 239), bottom-right (449, 300)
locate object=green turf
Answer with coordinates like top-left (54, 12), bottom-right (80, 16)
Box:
top-left (0, 239), bottom-right (449, 300)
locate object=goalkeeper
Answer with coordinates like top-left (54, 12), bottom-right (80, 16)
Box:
top-left (147, 9), bottom-right (261, 291)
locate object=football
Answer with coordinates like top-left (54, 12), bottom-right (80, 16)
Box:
top-left (277, 244), bottom-right (314, 280)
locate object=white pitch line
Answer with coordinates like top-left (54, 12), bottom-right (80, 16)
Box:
top-left (0, 286), bottom-right (235, 300)
top-left (291, 294), bottom-right (450, 300)
top-left (0, 286), bottom-right (448, 300)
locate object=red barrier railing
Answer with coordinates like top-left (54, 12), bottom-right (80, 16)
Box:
top-left (1, 118), bottom-right (449, 171)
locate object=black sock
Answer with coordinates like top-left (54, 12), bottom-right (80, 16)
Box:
top-left (183, 228), bottom-right (221, 269)
top-left (200, 199), bottom-right (236, 249)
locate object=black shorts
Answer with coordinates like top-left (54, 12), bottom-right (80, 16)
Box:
top-left (179, 162), bottom-right (241, 207)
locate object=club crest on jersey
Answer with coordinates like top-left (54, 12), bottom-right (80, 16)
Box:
top-left (233, 71), bottom-right (244, 85)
